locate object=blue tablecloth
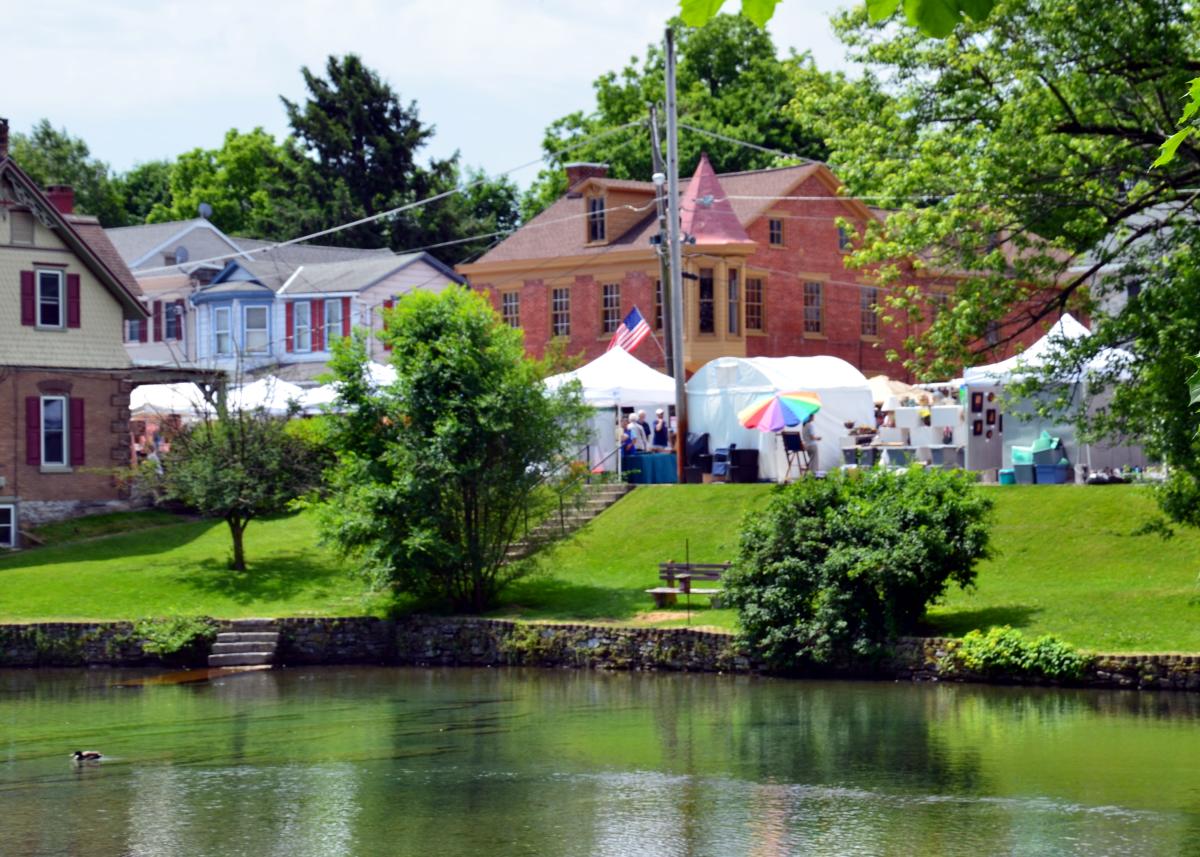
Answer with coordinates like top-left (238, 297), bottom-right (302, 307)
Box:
top-left (622, 452), bottom-right (678, 484)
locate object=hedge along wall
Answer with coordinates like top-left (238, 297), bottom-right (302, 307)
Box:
top-left (3, 617), bottom-right (1200, 692)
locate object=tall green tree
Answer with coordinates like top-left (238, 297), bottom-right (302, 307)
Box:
top-left (147, 128), bottom-right (316, 238)
top-left (522, 15), bottom-right (829, 218)
top-left (789, 0), bottom-right (1200, 517)
top-left (317, 288), bottom-right (589, 612)
top-left (116, 160), bottom-right (174, 224)
top-left (10, 119), bottom-right (129, 225)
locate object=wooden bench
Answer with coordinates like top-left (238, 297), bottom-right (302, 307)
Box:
top-left (646, 562), bottom-right (731, 608)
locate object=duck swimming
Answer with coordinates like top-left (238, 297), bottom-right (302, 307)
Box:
top-left (71, 750), bottom-right (102, 761)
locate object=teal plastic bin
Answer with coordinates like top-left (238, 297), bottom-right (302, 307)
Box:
top-left (999, 468), bottom-right (1016, 485)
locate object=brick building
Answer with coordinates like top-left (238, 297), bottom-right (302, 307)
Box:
top-left (458, 155), bottom-right (946, 377)
top-left (0, 121), bottom-right (150, 542)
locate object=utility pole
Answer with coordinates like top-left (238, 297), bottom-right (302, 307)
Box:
top-left (665, 27), bottom-right (688, 481)
top-left (648, 104), bottom-right (673, 378)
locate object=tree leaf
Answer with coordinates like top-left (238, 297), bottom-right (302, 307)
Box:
top-left (741, 0), bottom-right (782, 27)
top-left (1178, 78), bottom-right (1200, 124)
top-left (1152, 128), bottom-right (1193, 168)
top-left (866, 0), bottom-right (901, 22)
top-left (680, 0), bottom-right (728, 27)
top-left (956, 0), bottom-right (995, 22)
top-left (904, 0), bottom-right (960, 38)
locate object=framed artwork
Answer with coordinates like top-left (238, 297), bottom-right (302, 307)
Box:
top-left (971, 392), bottom-right (984, 413)
top-left (986, 408), bottom-right (997, 426)
top-left (972, 419), bottom-right (983, 436)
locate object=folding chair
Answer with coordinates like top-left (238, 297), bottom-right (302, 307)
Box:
top-left (711, 444), bottom-right (735, 481)
top-left (782, 432), bottom-right (809, 480)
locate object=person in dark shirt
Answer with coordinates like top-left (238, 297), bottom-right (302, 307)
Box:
top-left (652, 408), bottom-right (669, 449)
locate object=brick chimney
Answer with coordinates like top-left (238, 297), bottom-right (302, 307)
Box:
top-left (564, 162), bottom-right (608, 189)
top-left (46, 185), bottom-right (75, 214)
top-left (0, 117), bottom-right (8, 159)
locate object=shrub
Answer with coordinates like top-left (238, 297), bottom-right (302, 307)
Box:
top-left (955, 625), bottom-right (1086, 681)
top-left (725, 466), bottom-right (993, 668)
top-left (134, 616), bottom-right (219, 666)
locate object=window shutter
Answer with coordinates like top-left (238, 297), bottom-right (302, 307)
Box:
top-left (66, 274), bottom-right (81, 328)
top-left (69, 398), bottom-right (85, 466)
top-left (20, 271), bottom-right (35, 326)
top-left (153, 301), bottom-right (163, 342)
top-left (341, 297), bottom-right (351, 338)
top-left (285, 302), bottom-right (295, 353)
top-left (382, 299), bottom-right (394, 351)
top-left (139, 315), bottom-right (148, 343)
top-left (174, 300), bottom-right (185, 341)
top-left (312, 299), bottom-right (325, 352)
top-left (25, 398), bottom-right (40, 466)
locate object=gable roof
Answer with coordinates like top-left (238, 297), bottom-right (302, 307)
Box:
top-left (105, 218), bottom-right (242, 271)
top-left (279, 252), bottom-right (464, 296)
top-left (464, 162), bottom-right (859, 269)
top-left (0, 157), bottom-right (146, 318)
top-left (233, 237), bottom-right (394, 267)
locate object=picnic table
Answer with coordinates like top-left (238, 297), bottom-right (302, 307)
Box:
top-left (645, 561), bottom-right (730, 608)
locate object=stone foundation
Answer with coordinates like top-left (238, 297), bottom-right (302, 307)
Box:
top-left (2, 617), bottom-right (1199, 692)
top-left (18, 499), bottom-right (134, 526)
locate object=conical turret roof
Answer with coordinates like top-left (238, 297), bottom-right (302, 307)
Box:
top-left (679, 153), bottom-right (755, 245)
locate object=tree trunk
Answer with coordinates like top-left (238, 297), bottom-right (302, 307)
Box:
top-left (227, 517), bottom-right (247, 571)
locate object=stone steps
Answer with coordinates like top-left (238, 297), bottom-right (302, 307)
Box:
top-left (506, 483), bottom-right (634, 561)
top-left (207, 620), bottom-right (280, 669)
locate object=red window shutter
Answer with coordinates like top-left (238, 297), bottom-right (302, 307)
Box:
top-left (174, 300), bottom-right (185, 341)
top-left (341, 297), bottom-right (351, 338)
top-left (382, 299), bottom-right (394, 351)
top-left (153, 301), bottom-right (163, 341)
top-left (25, 397), bottom-right (40, 466)
top-left (20, 271), bottom-right (35, 326)
top-left (69, 398), bottom-right (85, 466)
top-left (139, 314), bottom-right (148, 343)
top-left (285, 302), bottom-right (295, 353)
top-left (66, 274), bottom-right (81, 328)
top-left (312, 299), bottom-right (325, 352)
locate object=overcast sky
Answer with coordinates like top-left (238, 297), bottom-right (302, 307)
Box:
top-left (3, 0), bottom-right (856, 188)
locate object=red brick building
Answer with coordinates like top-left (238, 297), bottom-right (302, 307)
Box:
top-left (0, 123), bottom-right (150, 543)
top-left (459, 156), bottom-right (946, 377)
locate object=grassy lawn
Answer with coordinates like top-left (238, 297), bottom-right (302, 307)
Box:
top-left (0, 512), bottom-right (386, 622)
top-left (1, 483), bottom-right (1197, 652)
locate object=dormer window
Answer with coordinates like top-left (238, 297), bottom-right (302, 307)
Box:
top-left (587, 197), bottom-right (606, 242)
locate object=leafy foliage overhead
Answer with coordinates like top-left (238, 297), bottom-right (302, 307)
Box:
top-left (522, 15), bottom-right (828, 218)
top-left (679, 0), bottom-right (996, 37)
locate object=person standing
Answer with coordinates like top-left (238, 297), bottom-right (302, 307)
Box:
top-left (636, 410), bottom-right (652, 446)
top-left (628, 415), bottom-right (650, 452)
top-left (652, 408), bottom-right (669, 449)
top-left (802, 413), bottom-right (821, 474)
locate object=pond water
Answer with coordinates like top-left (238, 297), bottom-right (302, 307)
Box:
top-left (2, 667), bottom-right (1198, 856)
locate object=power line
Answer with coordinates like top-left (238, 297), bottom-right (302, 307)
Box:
top-left (131, 121), bottom-right (644, 278)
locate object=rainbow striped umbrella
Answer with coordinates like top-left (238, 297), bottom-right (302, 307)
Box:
top-left (737, 391), bottom-right (822, 433)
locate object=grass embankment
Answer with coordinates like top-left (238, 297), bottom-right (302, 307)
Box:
top-left (0, 485), bottom-right (1197, 651)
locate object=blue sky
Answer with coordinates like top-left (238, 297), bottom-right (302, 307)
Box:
top-left (3, 0), bottom-right (856, 188)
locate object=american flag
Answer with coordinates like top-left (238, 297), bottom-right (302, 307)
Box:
top-left (606, 306), bottom-right (651, 353)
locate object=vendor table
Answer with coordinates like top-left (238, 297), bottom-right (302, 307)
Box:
top-left (622, 452), bottom-right (678, 484)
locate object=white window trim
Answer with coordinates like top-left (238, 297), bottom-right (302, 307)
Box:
top-left (36, 269), bottom-right (65, 329)
top-left (213, 306), bottom-right (233, 357)
top-left (294, 301), bottom-right (312, 353)
top-left (41, 395), bottom-right (68, 468)
top-left (324, 300), bottom-right (343, 347)
top-left (243, 304), bottom-right (270, 356)
top-left (0, 504), bottom-right (14, 548)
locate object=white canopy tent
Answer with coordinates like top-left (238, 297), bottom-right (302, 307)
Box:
top-left (130, 383), bottom-right (214, 420)
top-left (298, 362), bottom-right (399, 414)
top-left (960, 314), bottom-right (1143, 473)
top-left (227, 376), bottom-right (305, 416)
top-left (687, 356), bottom-right (876, 481)
top-left (545, 349), bottom-right (677, 469)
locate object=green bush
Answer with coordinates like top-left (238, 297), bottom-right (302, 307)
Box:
top-left (725, 466), bottom-right (993, 668)
top-left (134, 616), bottom-right (219, 666)
top-left (956, 625), bottom-right (1086, 680)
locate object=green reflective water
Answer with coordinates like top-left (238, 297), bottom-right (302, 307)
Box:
top-left (2, 667), bottom-right (1199, 856)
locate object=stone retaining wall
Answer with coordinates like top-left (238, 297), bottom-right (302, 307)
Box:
top-left (3, 617), bottom-right (1200, 692)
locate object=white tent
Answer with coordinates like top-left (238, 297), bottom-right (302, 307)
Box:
top-left (228, 376), bottom-right (305, 416)
top-left (545, 349), bottom-right (676, 470)
top-left (130, 383), bottom-right (214, 420)
top-left (298, 362), bottom-right (398, 414)
top-left (687, 356), bottom-right (876, 481)
top-left (545, 348), bottom-right (675, 407)
top-left (962, 314), bottom-right (1132, 383)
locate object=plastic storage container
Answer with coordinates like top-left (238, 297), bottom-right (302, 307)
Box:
top-left (1035, 464), bottom-right (1070, 484)
top-left (1014, 464), bottom-right (1036, 484)
top-left (999, 468), bottom-right (1016, 485)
